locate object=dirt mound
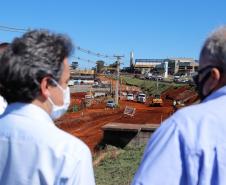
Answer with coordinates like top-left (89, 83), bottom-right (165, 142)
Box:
top-left (162, 85), bottom-right (198, 106)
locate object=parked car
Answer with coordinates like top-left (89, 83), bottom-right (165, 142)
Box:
top-left (173, 75), bottom-right (190, 83)
top-left (106, 100), bottom-right (116, 108)
top-left (68, 80), bottom-right (75, 86)
top-left (145, 72), bottom-right (153, 79)
top-left (94, 92), bottom-right (106, 97)
top-left (150, 75), bottom-right (163, 81)
top-left (156, 75), bottom-right (163, 81)
top-left (127, 93), bottom-right (134, 101)
top-left (85, 95), bottom-right (94, 99)
top-left (173, 75), bottom-right (180, 82)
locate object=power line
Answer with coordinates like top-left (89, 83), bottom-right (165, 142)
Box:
top-left (74, 56), bottom-right (120, 68)
top-left (75, 45), bottom-right (116, 59)
top-left (0, 25), bottom-right (28, 31)
top-left (0, 25), bottom-right (29, 33)
top-left (74, 56), bottom-right (96, 64)
top-left (73, 54), bottom-right (116, 65)
top-left (0, 24), bottom-right (125, 64)
top-left (0, 27), bottom-right (26, 33)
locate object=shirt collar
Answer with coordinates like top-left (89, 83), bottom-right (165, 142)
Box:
top-left (3, 102), bottom-right (53, 126)
top-left (202, 85), bottom-right (226, 103)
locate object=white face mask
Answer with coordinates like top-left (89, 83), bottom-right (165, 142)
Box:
top-left (48, 79), bottom-right (70, 120)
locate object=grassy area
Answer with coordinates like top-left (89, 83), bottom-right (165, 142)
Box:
top-left (121, 76), bottom-right (182, 95)
top-left (94, 145), bottom-right (145, 185)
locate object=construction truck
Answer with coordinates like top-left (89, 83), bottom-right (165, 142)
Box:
top-left (150, 76), bottom-right (163, 106)
top-left (150, 94), bottom-right (163, 106)
top-left (137, 93), bottom-right (146, 103)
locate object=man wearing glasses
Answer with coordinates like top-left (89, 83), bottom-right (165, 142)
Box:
top-left (132, 26), bottom-right (226, 184)
top-left (0, 42), bottom-right (9, 115)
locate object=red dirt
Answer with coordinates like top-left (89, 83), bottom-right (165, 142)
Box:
top-left (58, 109), bottom-right (123, 152)
top-left (162, 86), bottom-right (199, 105)
top-left (57, 85), bottom-right (198, 153)
top-left (57, 100), bottom-right (173, 153)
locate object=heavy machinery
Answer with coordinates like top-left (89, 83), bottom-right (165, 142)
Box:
top-left (150, 94), bottom-right (163, 106)
top-left (150, 76), bottom-right (164, 106)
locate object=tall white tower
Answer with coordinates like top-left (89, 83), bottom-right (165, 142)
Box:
top-left (164, 61), bottom-right (168, 78)
top-left (130, 51), bottom-right (134, 68)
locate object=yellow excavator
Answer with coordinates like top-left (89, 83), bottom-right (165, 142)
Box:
top-left (151, 94), bottom-right (163, 106)
top-left (150, 78), bottom-right (163, 106)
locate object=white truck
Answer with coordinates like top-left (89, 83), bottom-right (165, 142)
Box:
top-left (137, 93), bottom-right (146, 103)
top-left (127, 93), bottom-right (134, 101)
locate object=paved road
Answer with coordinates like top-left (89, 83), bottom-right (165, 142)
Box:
top-left (70, 85), bottom-right (110, 93)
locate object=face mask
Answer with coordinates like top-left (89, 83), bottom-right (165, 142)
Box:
top-left (48, 80), bottom-right (70, 120)
top-left (194, 71), bottom-right (211, 101)
top-left (193, 65), bottom-right (222, 101)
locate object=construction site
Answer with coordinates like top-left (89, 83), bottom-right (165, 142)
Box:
top-left (56, 75), bottom-right (198, 153)
top-left (54, 73), bottom-right (199, 184)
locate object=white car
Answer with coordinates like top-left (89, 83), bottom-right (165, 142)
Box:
top-left (68, 80), bottom-right (75, 86)
top-left (127, 93), bottom-right (134, 101)
top-left (106, 100), bottom-right (116, 108)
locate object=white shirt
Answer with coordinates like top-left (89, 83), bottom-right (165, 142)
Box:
top-left (0, 95), bottom-right (7, 115)
top-left (0, 103), bottom-right (95, 185)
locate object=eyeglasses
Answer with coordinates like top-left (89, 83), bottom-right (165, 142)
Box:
top-left (193, 65), bottom-right (223, 85)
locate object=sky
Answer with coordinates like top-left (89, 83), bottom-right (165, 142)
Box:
top-left (1, 0), bottom-right (226, 68)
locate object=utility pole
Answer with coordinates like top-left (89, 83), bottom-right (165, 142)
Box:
top-left (156, 77), bottom-right (159, 95)
top-left (114, 55), bottom-right (124, 105)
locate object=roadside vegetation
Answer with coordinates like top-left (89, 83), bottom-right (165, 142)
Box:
top-left (94, 145), bottom-right (145, 185)
top-left (121, 76), bottom-right (183, 95)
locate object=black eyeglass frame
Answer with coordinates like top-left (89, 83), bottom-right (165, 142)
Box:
top-left (193, 65), bottom-right (223, 85)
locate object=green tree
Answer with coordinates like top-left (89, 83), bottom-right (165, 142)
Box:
top-left (96, 60), bottom-right (105, 73)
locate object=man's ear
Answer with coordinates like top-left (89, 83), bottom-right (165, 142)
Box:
top-left (203, 68), bottom-right (221, 96)
top-left (208, 68), bottom-right (221, 90)
top-left (211, 67), bottom-right (221, 85)
top-left (40, 77), bottom-right (50, 98)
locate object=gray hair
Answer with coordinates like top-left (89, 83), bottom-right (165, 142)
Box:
top-left (0, 30), bottom-right (73, 103)
top-left (0, 42), bottom-right (9, 54)
top-left (200, 26), bottom-right (226, 70)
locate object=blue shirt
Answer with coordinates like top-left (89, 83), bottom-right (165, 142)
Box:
top-left (132, 86), bottom-right (226, 185)
top-left (0, 103), bottom-right (95, 185)
top-left (0, 95), bottom-right (7, 115)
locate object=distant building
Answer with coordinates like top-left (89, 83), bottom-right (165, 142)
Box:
top-left (167, 58), bottom-right (198, 75)
top-left (71, 61), bottom-right (79, 69)
top-left (70, 69), bottom-right (95, 84)
top-left (130, 54), bottom-right (198, 75)
top-left (133, 59), bottom-right (165, 74)
top-left (129, 50), bottom-right (199, 75)
top-left (70, 69), bottom-right (95, 76)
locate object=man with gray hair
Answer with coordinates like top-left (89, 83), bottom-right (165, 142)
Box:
top-left (0, 42), bottom-right (9, 115)
top-left (132, 26), bottom-right (226, 184)
top-left (0, 31), bottom-right (95, 185)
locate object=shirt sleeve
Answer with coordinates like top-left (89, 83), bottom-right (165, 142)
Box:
top-left (131, 117), bottom-right (184, 185)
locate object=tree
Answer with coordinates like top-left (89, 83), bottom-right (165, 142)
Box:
top-left (96, 60), bottom-right (105, 73)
